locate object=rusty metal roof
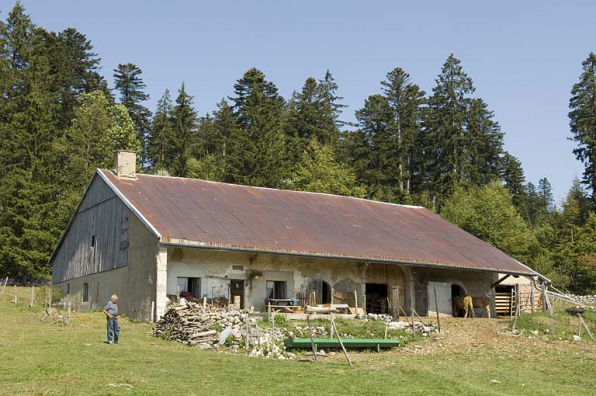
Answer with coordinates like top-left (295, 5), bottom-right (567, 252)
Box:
top-left (99, 170), bottom-right (537, 276)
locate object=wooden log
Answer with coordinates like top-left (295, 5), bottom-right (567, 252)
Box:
top-left (530, 281), bottom-right (535, 314)
top-left (307, 314), bottom-right (317, 361)
top-left (578, 314), bottom-right (582, 337)
top-left (580, 315), bottom-right (595, 341)
top-left (191, 330), bottom-right (217, 338)
top-left (433, 286), bottom-right (441, 333)
top-left (331, 315), bottom-right (352, 367)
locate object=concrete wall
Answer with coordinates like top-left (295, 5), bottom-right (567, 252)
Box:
top-left (412, 267), bottom-right (498, 317)
top-left (54, 204), bottom-right (160, 321)
top-left (166, 247), bottom-right (414, 312)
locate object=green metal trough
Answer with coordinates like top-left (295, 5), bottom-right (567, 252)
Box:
top-left (285, 338), bottom-right (400, 349)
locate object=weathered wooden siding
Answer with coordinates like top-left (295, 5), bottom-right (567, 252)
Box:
top-left (52, 176), bottom-right (130, 283)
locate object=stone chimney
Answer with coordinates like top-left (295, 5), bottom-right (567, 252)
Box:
top-left (114, 151), bottom-right (137, 179)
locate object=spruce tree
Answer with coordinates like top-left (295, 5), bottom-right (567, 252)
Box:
top-left (501, 152), bottom-right (526, 209)
top-left (538, 177), bottom-right (554, 212)
top-left (283, 72), bottom-right (344, 164)
top-left (170, 83), bottom-right (197, 177)
top-left (113, 63), bottom-right (151, 164)
top-left (424, 54), bottom-right (475, 200)
top-left (347, 67), bottom-right (425, 203)
top-left (148, 89), bottom-right (175, 171)
top-left (465, 98), bottom-right (504, 185)
top-left (569, 52), bottom-right (596, 202)
top-left (227, 68), bottom-right (287, 187)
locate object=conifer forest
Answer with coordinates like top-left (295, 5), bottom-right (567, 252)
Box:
top-left (1, 2), bottom-right (596, 294)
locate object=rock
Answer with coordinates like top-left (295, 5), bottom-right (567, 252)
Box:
top-left (489, 379), bottom-right (500, 384)
top-left (573, 335), bottom-right (581, 342)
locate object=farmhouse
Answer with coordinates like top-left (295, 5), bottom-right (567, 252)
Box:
top-left (50, 152), bottom-right (546, 321)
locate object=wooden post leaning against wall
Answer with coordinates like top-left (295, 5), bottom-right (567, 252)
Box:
top-left (530, 280), bottom-right (535, 314)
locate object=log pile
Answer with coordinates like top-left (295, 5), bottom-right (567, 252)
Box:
top-left (151, 299), bottom-right (297, 359)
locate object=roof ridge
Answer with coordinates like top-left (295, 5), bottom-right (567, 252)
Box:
top-left (108, 169), bottom-right (426, 210)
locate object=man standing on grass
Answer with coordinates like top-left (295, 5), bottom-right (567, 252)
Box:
top-left (103, 294), bottom-right (120, 344)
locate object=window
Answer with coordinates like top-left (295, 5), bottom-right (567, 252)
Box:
top-left (177, 277), bottom-right (201, 297)
top-left (176, 277), bottom-right (188, 295)
top-left (232, 265), bottom-right (244, 271)
top-left (266, 281), bottom-right (286, 299)
top-left (91, 235), bottom-right (95, 247)
top-left (67, 284), bottom-right (70, 295)
top-left (83, 283), bottom-right (89, 303)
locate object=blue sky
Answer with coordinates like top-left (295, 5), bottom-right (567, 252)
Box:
top-left (2, 1), bottom-right (594, 201)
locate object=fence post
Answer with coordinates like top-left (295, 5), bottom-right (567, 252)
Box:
top-left (1, 277), bottom-right (7, 295)
top-left (13, 285), bottom-right (17, 305)
top-left (67, 301), bottom-right (71, 324)
top-left (30, 286), bottom-right (35, 308)
top-left (48, 288), bottom-right (52, 316)
top-left (150, 301), bottom-right (155, 323)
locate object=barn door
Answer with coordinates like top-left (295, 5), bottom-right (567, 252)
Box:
top-left (427, 282), bottom-right (452, 317)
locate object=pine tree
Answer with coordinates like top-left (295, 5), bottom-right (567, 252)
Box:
top-left (113, 63), bottom-right (151, 164)
top-left (170, 83), bottom-right (197, 177)
top-left (148, 89), bottom-right (175, 171)
top-left (227, 68), bottom-right (287, 187)
top-left (569, 52), bottom-right (596, 202)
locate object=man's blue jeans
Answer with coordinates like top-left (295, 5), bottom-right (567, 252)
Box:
top-left (107, 317), bottom-right (119, 343)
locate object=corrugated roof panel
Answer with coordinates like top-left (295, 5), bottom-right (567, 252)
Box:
top-left (100, 170), bottom-right (536, 275)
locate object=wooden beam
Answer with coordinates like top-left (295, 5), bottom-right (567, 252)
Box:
top-left (491, 274), bottom-right (511, 289)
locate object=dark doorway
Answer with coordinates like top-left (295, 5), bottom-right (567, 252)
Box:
top-left (451, 284), bottom-right (466, 317)
top-left (366, 283), bottom-right (388, 314)
top-left (230, 279), bottom-right (244, 309)
top-left (307, 279), bottom-right (332, 304)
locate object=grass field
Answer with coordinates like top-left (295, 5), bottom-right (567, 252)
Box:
top-left (1, 287), bottom-right (595, 396)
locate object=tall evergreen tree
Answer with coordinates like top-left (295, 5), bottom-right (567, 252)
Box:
top-left (113, 63), bottom-right (151, 164)
top-left (424, 54), bottom-right (476, 200)
top-left (538, 177), bottom-right (554, 212)
top-left (501, 152), bottom-right (526, 209)
top-left (347, 67), bottom-right (425, 203)
top-left (227, 68), bottom-right (287, 187)
top-left (569, 52), bottom-right (596, 202)
top-left (465, 98), bottom-right (504, 185)
top-left (44, 27), bottom-right (108, 129)
top-left (148, 89), bottom-right (175, 171)
top-left (0, 3), bottom-right (63, 280)
top-left (424, 55), bottom-right (504, 204)
top-left (170, 83), bottom-right (197, 177)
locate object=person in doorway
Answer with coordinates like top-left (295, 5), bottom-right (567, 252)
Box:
top-left (103, 294), bottom-right (119, 344)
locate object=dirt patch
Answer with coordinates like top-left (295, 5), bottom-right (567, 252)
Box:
top-left (320, 317), bottom-right (596, 364)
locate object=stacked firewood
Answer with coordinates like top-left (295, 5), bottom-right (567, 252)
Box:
top-left (151, 299), bottom-right (242, 346)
